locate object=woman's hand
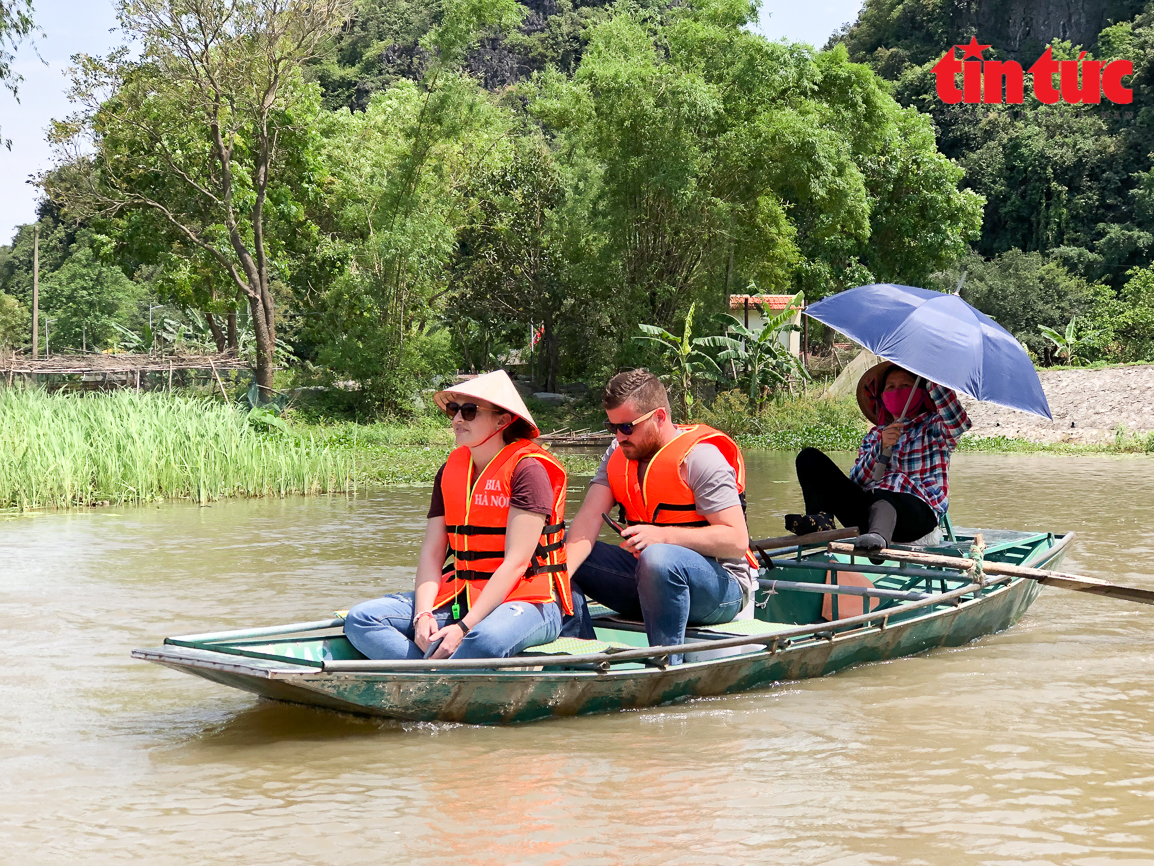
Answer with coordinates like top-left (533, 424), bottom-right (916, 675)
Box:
top-left (413, 613), bottom-right (439, 652)
top-left (880, 421), bottom-right (904, 449)
top-left (429, 622), bottom-right (467, 659)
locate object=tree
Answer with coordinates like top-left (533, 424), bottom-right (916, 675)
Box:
top-left (635, 302), bottom-right (725, 422)
top-left (1039, 317), bottom-right (1103, 366)
top-left (704, 292), bottom-right (809, 414)
top-left (940, 249), bottom-right (1105, 356)
top-left (1084, 264), bottom-right (1154, 362)
top-left (450, 133), bottom-right (597, 391)
top-left (531, 0), bottom-right (981, 343)
top-left (1, 0), bottom-right (36, 150)
top-left (0, 292), bottom-right (27, 347)
top-left (39, 232), bottom-right (143, 351)
top-left (46, 0), bottom-right (353, 399)
top-left (302, 0), bottom-right (526, 413)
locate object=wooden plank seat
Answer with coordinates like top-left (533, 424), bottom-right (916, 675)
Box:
top-left (588, 602), bottom-right (795, 640)
top-left (687, 619), bottom-right (798, 638)
top-left (520, 636), bottom-right (632, 656)
top-left (586, 602), bottom-right (621, 619)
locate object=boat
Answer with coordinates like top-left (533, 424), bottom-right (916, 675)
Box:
top-left (132, 526), bottom-right (1073, 725)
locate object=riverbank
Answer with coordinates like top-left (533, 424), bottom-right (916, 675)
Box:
top-left (0, 390), bottom-right (354, 509)
top-left (5, 378), bottom-right (1150, 511)
top-left (962, 364), bottom-right (1154, 446)
top-left (309, 385), bottom-right (1154, 494)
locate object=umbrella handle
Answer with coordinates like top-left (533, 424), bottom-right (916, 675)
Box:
top-left (869, 376), bottom-right (923, 483)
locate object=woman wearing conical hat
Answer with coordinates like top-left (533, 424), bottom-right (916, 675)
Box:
top-left (344, 370), bottom-right (572, 661)
top-left (786, 361), bottom-right (971, 553)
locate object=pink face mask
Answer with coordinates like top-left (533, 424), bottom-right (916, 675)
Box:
top-left (882, 386), bottom-right (927, 419)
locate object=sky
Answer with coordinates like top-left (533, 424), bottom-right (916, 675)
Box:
top-left (0, 0), bottom-right (865, 245)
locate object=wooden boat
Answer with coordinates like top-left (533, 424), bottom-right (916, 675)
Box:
top-left (133, 527), bottom-right (1072, 725)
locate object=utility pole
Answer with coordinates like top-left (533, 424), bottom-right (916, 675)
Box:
top-left (31, 225), bottom-right (39, 358)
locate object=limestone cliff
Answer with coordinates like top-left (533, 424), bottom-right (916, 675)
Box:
top-left (838, 0), bottom-right (1145, 71)
top-left (958, 0), bottom-right (1141, 57)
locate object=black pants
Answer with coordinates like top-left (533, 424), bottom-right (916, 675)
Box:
top-left (795, 448), bottom-right (938, 543)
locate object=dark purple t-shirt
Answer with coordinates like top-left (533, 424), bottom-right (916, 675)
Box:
top-left (427, 458), bottom-right (554, 519)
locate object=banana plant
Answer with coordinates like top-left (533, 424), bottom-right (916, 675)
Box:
top-left (635, 302), bottom-right (726, 422)
top-left (699, 291), bottom-right (808, 414)
top-left (111, 321), bottom-right (147, 352)
top-left (1039, 317), bottom-right (1102, 366)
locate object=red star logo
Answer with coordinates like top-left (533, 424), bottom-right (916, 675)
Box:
top-left (959, 36), bottom-right (991, 59)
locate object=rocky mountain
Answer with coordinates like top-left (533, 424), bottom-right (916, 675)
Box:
top-left (834, 0), bottom-right (1145, 73)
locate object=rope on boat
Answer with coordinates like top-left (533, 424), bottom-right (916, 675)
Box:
top-left (967, 533), bottom-right (987, 587)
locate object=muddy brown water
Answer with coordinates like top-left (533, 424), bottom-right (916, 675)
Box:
top-left (3, 452), bottom-right (1154, 864)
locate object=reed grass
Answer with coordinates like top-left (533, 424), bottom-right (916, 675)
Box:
top-left (0, 388), bottom-right (354, 509)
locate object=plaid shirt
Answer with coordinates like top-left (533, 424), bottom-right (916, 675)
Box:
top-left (850, 383), bottom-right (971, 517)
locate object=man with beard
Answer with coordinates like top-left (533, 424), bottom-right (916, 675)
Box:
top-left (561, 369), bottom-right (758, 664)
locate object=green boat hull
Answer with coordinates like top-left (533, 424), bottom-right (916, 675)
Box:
top-left (134, 529), bottom-right (1068, 725)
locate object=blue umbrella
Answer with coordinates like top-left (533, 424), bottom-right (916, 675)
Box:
top-left (805, 283), bottom-right (1052, 420)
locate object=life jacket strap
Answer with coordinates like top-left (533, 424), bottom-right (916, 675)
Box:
top-left (526, 562), bottom-right (568, 576)
top-left (446, 561), bottom-right (567, 582)
top-left (445, 569), bottom-right (492, 582)
top-left (444, 524), bottom-right (507, 536)
top-left (446, 521), bottom-right (564, 536)
top-left (624, 511), bottom-right (710, 529)
top-left (446, 547), bottom-right (504, 562)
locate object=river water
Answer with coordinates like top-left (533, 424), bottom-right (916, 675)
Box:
top-left (3, 452), bottom-right (1154, 865)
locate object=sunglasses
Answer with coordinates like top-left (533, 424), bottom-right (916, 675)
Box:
top-left (443, 402), bottom-right (500, 422)
top-left (604, 408), bottom-right (658, 436)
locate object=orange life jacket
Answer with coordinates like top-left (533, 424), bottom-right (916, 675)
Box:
top-left (435, 439), bottom-right (572, 614)
top-left (606, 424), bottom-right (758, 569)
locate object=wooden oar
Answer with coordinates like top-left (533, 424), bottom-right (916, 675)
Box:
top-left (827, 540), bottom-right (1154, 606)
top-left (750, 527), bottom-right (858, 552)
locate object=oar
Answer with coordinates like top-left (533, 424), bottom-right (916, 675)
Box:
top-left (747, 528), bottom-right (858, 569)
top-left (827, 541), bottom-right (1154, 606)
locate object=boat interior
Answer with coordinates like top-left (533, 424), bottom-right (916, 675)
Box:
top-left (161, 527), bottom-right (1065, 673)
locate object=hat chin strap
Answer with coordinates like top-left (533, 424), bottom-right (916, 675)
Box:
top-left (470, 421), bottom-right (508, 450)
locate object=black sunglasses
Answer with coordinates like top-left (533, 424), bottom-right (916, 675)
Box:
top-left (604, 408), bottom-right (658, 436)
top-left (444, 401), bottom-right (499, 422)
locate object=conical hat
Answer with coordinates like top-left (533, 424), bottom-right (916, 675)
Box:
top-left (856, 359), bottom-right (899, 426)
top-left (434, 370), bottom-right (539, 438)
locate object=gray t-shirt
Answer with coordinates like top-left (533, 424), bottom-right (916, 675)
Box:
top-left (590, 435), bottom-right (755, 593)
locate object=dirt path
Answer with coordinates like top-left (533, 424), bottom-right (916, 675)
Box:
top-left (963, 365), bottom-right (1154, 444)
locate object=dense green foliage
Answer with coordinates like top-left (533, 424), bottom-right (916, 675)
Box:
top-left (2, 0), bottom-right (981, 419)
top-left (834, 0), bottom-right (1154, 365)
top-left (0, 388), bottom-right (353, 509)
top-left (707, 294), bottom-right (808, 414)
top-left (0, 291), bottom-right (26, 347)
top-left (932, 249), bottom-right (1107, 357)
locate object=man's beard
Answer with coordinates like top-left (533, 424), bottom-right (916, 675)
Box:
top-left (622, 427), bottom-right (661, 461)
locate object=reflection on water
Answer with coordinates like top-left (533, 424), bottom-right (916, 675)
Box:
top-left (3, 453), bottom-right (1154, 864)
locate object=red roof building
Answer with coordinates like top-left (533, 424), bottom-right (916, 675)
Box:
top-left (726, 294), bottom-right (803, 356)
top-left (727, 294), bottom-right (798, 311)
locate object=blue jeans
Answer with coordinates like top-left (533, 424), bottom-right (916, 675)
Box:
top-left (563, 541), bottom-right (745, 664)
top-left (344, 592), bottom-right (562, 660)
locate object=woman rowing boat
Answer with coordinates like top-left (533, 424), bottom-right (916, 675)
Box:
top-left (786, 360), bottom-right (971, 553)
top-left (343, 370), bottom-right (571, 660)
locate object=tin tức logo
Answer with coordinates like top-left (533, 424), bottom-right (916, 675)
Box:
top-left (933, 37), bottom-right (1133, 105)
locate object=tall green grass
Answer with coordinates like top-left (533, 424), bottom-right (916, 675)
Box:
top-left (0, 389), bottom-right (354, 509)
